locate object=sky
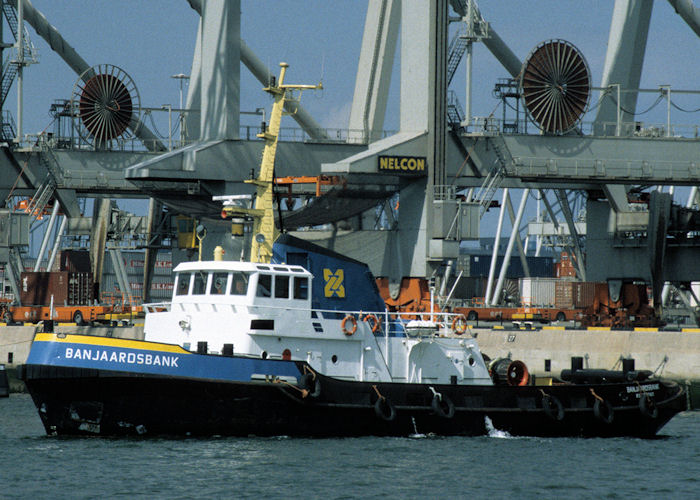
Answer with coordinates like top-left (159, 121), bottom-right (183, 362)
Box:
top-left (17, 1), bottom-right (700, 138)
top-left (11, 0), bottom-right (700, 232)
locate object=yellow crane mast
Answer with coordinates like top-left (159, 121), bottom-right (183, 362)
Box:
top-left (222, 62), bottom-right (321, 262)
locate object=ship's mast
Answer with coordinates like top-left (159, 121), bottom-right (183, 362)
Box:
top-left (222, 62), bottom-right (321, 263)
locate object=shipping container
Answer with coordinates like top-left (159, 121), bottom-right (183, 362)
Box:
top-left (519, 277), bottom-right (559, 307)
top-left (100, 273), bottom-right (173, 302)
top-left (573, 281), bottom-right (597, 308)
top-left (555, 280), bottom-right (575, 308)
top-left (461, 254), bottom-right (555, 279)
top-left (19, 271), bottom-right (94, 306)
top-left (58, 250), bottom-right (91, 273)
top-left (102, 250), bottom-right (172, 277)
top-left (445, 275), bottom-right (487, 300)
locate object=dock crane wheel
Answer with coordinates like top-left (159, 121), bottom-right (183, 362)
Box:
top-left (73, 310), bottom-right (85, 326)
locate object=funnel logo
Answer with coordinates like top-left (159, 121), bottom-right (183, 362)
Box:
top-left (323, 269), bottom-right (345, 298)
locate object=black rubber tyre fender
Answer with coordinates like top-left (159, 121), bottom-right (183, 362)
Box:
top-left (542, 393), bottom-right (565, 421)
top-left (73, 310), bottom-right (85, 326)
top-left (639, 394), bottom-right (658, 418)
top-left (593, 398), bottom-right (614, 424)
top-left (431, 394), bottom-right (455, 418)
top-left (299, 373), bottom-right (321, 398)
top-left (555, 311), bottom-right (566, 322)
top-left (467, 310), bottom-right (478, 321)
top-left (374, 397), bottom-right (396, 421)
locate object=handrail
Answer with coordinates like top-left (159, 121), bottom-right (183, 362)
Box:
top-left (142, 301), bottom-right (470, 337)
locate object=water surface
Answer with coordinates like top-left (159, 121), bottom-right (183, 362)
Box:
top-left (2, 394), bottom-right (697, 499)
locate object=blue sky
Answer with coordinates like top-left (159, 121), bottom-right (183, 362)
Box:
top-left (18, 1), bottom-right (700, 137)
top-left (13, 1), bottom-right (700, 231)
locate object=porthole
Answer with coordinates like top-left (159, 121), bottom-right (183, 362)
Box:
top-left (468, 356), bottom-right (475, 366)
top-left (331, 354), bottom-right (338, 364)
top-left (261, 351), bottom-right (268, 359)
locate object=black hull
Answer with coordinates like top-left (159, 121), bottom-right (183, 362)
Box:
top-left (20, 363), bottom-right (686, 438)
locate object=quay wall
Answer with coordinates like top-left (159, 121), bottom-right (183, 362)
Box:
top-left (474, 327), bottom-right (700, 409)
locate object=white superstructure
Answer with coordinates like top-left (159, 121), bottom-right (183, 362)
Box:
top-left (144, 260), bottom-right (492, 386)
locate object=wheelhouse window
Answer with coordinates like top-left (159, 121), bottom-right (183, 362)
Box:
top-left (209, 272), bottom-right (228, 295)
top-left (294, 276), bottom-right (308, 300)
top-left (230, 272), bottom-right (250, 296)
top-left (256, 274), bottom-right (272, 298)
top-left (275, 275), bottom-right (290, 298)
top-left (192, 271), bottom-right (207, 295)
top-left (175, 273), bottom-right (191, 296)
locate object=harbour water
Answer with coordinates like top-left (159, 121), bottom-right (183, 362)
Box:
top-left (2, 394), bottom-right (698, 499)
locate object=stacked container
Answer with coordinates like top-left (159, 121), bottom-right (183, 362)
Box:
top-left (19, 271), bottom-right (94, 306)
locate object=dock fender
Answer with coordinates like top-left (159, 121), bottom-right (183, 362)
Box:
top-left (638, 393), bottom-right (658, 418)
top-left (431, 393), bottom-right (455, 418)
top-left (541, 393), bottom-right (564, 421)
top-left (374, 397), bottom-right (396, 421)
top-left (593, 398), bottom-right (614, 424)
top-left (299, 373), bottom-right (321, 398)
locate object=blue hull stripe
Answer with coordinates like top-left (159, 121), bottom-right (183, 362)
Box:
top-left (26, 337), bottom-right (302, 382)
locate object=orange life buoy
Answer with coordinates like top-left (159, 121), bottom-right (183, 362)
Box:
top-left (363, 314), bottom-right (381, 333)
top-left (341, 315), bottom-right (358, 336)
top-left (451, 315), bottom-right (467, 335)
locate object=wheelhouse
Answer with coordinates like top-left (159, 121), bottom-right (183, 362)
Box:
top-left (171, 261), bottom-right (313, 306)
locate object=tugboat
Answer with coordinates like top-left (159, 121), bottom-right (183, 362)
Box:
top-left (18, 64), bottom-right (686, 437)
top-left (18, 233), bottom-right (687, 438)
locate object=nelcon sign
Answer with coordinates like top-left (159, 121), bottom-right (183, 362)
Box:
top-left (378, 155), bottom-right (427, 175)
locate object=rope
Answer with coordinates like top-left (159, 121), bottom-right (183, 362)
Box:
top-left (303, 365), bottom-right (317, 379)
top-left (634, 380), bottom-right (656, 401)
top-left (372, 384), bottom-right (385, 401)
top-left (589, 388), bottom-right (603, 402)
top-left (274, 378), bottom-right (307, 396)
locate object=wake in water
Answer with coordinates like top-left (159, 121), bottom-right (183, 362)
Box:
top-left (484, 416), bottom-right (512, 438)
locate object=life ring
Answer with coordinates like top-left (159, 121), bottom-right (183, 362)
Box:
top-left (593, 398), bottom-right (614, 424)
top-left (431, 394), bottom-right (455, 418)
top-left (639, 394), bottom-right (658, 419)
top-left (341, 315), bottom-right (358, 336)
top-left (374, 397), bottom-right (396, 421)
top-left (451, 315), bottom-right (468, 335)
top-left (363, 314), bottom-right (381, 333)
top-left (542, 393), bottom-right (565, 421)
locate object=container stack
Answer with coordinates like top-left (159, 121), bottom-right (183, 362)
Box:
top-left (19, 271), bottom-right (94, 306)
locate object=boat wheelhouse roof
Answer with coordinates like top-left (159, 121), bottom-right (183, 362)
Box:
top-left (173, 260), bottom-right (312, 277)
